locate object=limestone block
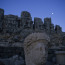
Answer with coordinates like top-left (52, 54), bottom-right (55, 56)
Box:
top-left (55, 25), bottom-right (62, 34)
top-left (0, 8), bottom-right (4, 19)
top-left (34, 17), bottom-right (43, 30)
top-left (24, 32), bottom-right (50, 65)
top-left (55, 51), bottom-right (65, 65)
top-left (21, 11), bottom-right (31, 18)
top-left (0, 55), bottom-right (24, 65)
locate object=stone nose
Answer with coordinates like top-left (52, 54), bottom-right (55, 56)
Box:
top-left (42, 48), bottom-right (46, 54)
top-left (42, 49), bottom-right (47, 58)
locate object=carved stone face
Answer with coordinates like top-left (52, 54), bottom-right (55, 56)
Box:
top-left (24, 33), bottom-right (50, 65)
top-left (28, 41), bottom-right (47, 65)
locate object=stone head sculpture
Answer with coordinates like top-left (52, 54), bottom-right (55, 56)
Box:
top-left (24, 32), bottom-right (50, 65)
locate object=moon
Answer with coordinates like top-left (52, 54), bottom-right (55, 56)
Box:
top-left (52, 13), bottom-right (54, 15)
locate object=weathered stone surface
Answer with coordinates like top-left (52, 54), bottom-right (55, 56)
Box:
top-left (4, 15), bottom-right (18, 33)
top-left (34, 17), bottom-right (43, 30)
top-left (62, 36), bottom-right (65, 46)
top-left (0, 55), bottom-right (24, 65)
top-left (0, 8), bottom-right (4, 20)
top-left (21, 11), bottom-right (33, 29)
top-left (50, 34), bottom-right (62, 47)
top-left (24, 33), bottom-right (50, 65)
top-left (44, 18), bottom-right (51, 33)
top-left (0, 8), bottom-right (4, 31)
top-left (55, 51), bottom-right (65, 65)
top-left (55, 25), bottom-right (62, 34)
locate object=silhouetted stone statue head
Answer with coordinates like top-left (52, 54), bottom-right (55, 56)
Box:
top-left (0, 8), bottom-right (4, 19)
top-left (21, 11), bottom-right (32, 28)
top-left (21, 11), bottom-right (31, 18)
top-left (24, 32), bottom-right (50, 65)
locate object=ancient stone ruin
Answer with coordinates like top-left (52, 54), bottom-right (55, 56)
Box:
top-left (0, 8), bottom-right (65, 65)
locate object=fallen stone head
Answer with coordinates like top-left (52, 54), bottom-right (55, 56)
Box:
top-left (24, 32), bottom-right (50, 65)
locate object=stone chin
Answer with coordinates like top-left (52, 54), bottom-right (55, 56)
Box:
top-left (33, 56), bottom-right (47, 65)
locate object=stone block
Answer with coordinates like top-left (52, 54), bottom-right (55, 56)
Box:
top-left (55, 51), bottom-right (65, 65)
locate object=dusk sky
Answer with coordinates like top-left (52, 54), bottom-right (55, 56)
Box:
top-left (0, 0), bottom-right (65, 32)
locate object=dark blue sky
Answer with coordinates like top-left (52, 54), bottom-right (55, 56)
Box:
top-left (0, 0), bottom-right (65, 32)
